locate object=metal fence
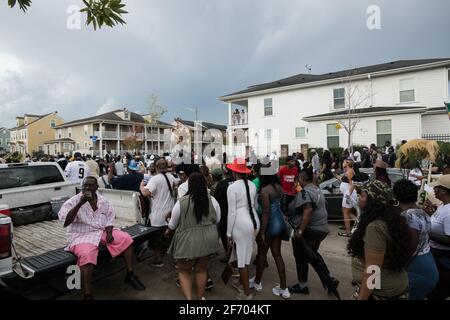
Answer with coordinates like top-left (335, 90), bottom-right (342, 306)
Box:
top-left (422, 134), bottom-right (450, 142)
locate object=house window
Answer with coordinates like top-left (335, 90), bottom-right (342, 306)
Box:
top-left (124, 111), bottom-right (130, 120)
top-left (63, 143), bottom-right (72, 150)
top-left (376, 120), bottom-right (392, 147)
top-left (264, 98), bottom-right (273, 116)
top-left (264, 129), bottom-right (272, 140)
top-left (68, 128), bottom-right (72, 138)
top-left (51, 120), bottom-right (56, 128)
top-left (84, 125), bottom-right (88, 136)
top-left (333, 88), bottom-right (345, 109)
top-left (37, 130), bottom-right (43, 135)
top-left (399, 78), bottom-right (415, 103)
top-left (295, 127), bottom-right (306, 138)
top-left (58, 129), bottom-right (62, 139)
top-left (327, 124), bottom-right (340, 148)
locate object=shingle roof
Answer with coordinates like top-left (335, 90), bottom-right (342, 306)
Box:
top-left (57, 110), bottom-right (146, 128)
top-left (303, 106), bottom-right (427, 121)
top-left (222, 59), bottom-right (450, 98)
top-left (177, 119), bottom-right (227, 131)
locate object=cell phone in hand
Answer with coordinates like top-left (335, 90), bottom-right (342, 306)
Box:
top-left (83, 190), bottom-right (93, 200)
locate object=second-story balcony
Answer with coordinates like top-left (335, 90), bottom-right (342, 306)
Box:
top-left (93, 131), bottom-right (170, 141)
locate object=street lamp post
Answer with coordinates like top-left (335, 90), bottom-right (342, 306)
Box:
top-left (183, 107), bottom-right (198, 122)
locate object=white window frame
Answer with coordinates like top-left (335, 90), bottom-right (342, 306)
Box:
top-left (295, 127), bottom-right (306, 138)
top-left (264, 98), bottom-right (273, 117)
top-left (68, 128), bottom-right (72, 138)
top-left (326, 123), bottom-right (340, 148)
top-left (333, 88), bottom-right (345, 109)
top-left (264, 129), bottom-right (272, 139)
top-left (399, 78), bottom-right (415, 103)
top-left (376, 120), bottom-right (392, 147)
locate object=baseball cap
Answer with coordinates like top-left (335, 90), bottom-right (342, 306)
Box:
top-left (128, 160), bottom-right (140, 171)
top-left (211, 168), bottom-right (223, 178)
top-left (430, 175), bottom-right (450, 189)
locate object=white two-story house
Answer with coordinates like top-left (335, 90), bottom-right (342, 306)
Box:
top-left (220, 59), bottom-right (450, 157)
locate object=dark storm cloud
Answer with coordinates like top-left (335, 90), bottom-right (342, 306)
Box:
top-left (0, 0), bottom-right (448, 128)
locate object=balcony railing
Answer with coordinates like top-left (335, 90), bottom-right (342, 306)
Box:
top-left (230, 115), bottom-right (248, 126)
top-left (93, 131), bottom-right (170, 141)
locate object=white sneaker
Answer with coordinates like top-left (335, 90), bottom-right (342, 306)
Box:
top-left (249, 277), bottom-right (263, 292)
top-left (272, 285), bottom-right (291, 299)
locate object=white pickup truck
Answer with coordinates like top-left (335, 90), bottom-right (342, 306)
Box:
top-left (0, 162), bottom-right (156, 293)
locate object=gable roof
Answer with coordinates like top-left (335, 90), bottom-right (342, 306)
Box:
top-left (56, 109), bottom-right (146, 128)
top-left (10, 113), bottom-right (54, 130)
top-left (175, 118), bottom-right (227, 131)
top-left (221, 59), bottom-right (450, 99)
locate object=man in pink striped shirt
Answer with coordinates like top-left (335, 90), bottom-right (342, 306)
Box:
top-left (59, 176), bottom-right (145, 299)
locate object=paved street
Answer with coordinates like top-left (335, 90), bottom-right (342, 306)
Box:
top-left (54, 223), bottom-right (353, 300)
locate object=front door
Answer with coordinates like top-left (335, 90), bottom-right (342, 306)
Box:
top-left (280, 144), bottom-right (289, 158)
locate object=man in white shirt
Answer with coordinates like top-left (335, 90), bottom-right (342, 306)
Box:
top-left (65, 152), bottom-right (90, 183)
top-left (114, 156), bottom-right (125, 176)
top-left (140, 159), bottom-right (176, 267)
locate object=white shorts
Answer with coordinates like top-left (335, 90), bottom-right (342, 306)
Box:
top-left (340, 182), bottom-right (357, 209)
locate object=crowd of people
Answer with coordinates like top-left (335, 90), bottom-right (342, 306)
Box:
top-left (18, 138), bottom-right (449, 301)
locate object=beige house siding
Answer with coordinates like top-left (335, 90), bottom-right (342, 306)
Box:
top-left (28, 114), bottom-right (65, 154)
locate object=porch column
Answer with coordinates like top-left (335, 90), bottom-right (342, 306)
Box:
top-left (158, 127), bottom-right (161, 155)
top-left (144, 123), bottom-right (148, 154)
top-left (99, 123), bottom-right (103, 158)
top-left (117, 124), bottom-right (120, 155)
top-left (228, 102), bottom-right (232, 126)
top-left (227, 129), bottom-right (233, 161)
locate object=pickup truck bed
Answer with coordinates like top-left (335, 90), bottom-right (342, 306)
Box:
top-left (13, 220), bottom-right (135, 258)
top-left (4, 222), bottom-right (158, 288)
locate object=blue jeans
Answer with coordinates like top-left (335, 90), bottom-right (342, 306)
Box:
top-left (407, 251), bottom-right (439, 300)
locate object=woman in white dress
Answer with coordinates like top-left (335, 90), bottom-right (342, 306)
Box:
top-left (337, 158), bottom-right (357, 237)
top-left (226, 159), bottom-right (260, 300)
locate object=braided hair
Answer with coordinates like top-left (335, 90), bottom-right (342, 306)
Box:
top-left (238, 172), bottom-right (258, 230)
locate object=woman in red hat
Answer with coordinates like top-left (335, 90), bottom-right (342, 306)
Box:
top-left (226, 158), bottom-right (260, 300)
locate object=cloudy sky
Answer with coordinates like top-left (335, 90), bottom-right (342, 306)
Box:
top-left (0, 0), bottom-right (449, 128)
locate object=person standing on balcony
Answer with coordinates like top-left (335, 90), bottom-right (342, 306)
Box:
top-left (241, 109), bottom-right (246, 125)
top-left (234, 109), bottom-right (240, 126)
